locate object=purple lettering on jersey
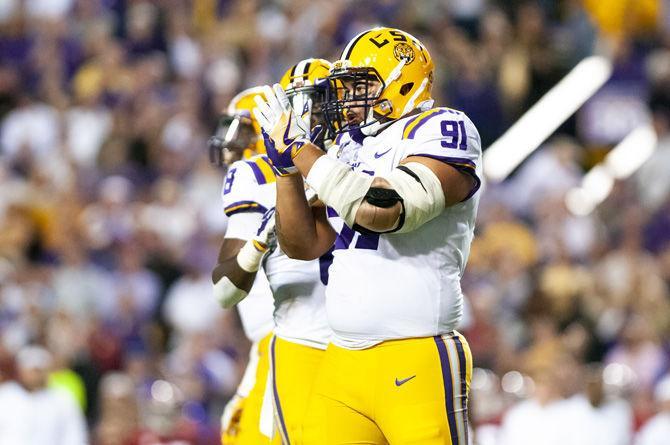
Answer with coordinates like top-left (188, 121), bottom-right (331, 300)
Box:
top-left (335, 225), bottom-right (356, 250)
top-left (458, 120), bottom-right (467, 150)
top-left (440, 120), bottom-right (468, 150)
top-left (256, 207), bottom-right (275, 236)
top-left (318, 247), bottom-right (335, 285)
top-left (440, 120), bottom-right (458, 149)
top-left (335, 225), bottom-right (379, 251)
top-left (223, 168), bottom-right (237, 195)
top-left (354, 232), bottom-right (380, 250)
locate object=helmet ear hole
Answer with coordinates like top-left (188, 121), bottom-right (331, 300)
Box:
top-left (399, 82), bottom-right (414, 96)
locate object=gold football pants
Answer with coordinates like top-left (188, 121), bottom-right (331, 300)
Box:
top-left (303, 332), bottom-right (472, 445)
top-left (270, 336), bottom-right (326, 444)
top-left (221, 333), bottom-right (273, 444)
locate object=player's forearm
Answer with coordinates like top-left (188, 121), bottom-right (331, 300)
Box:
top-left (304, 156), bottom-right (459, 235)
top-left (212, 258), bottom-right (256, 308)
top-left (292, 142), bottom-right (324, 177)
top-left (354, 178), bottom-right (403, 232)
top-left (212, 258), bottom-right (256, 290)
top-left (275, 174), bottom-right (323, 259)
top-left (212, 238), bottom-right (260, 308)
top-left (354, 204), bottom-right (399, 232)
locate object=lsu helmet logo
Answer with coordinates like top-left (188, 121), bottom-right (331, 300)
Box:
top-left (393, 42), bottom-right (415, 64)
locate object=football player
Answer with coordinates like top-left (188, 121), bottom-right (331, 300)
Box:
top-left (212, 59), bottom-right (335, 444)
top-left (254, 27), bottom-right (481, 444)
top-left (209, 87), bottom-right (276, 444)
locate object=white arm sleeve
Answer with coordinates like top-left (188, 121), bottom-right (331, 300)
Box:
top-left (213, 276), bottom-right (248, 309)
top-left (382, 162), bottom-right (445, 233)
top-left (305, 155), bottom-right (374, 228)
top-left (305, 155), bottom-right (445, 233)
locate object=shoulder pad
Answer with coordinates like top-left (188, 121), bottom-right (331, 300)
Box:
top-left (401, 107), bottom-right (465, 141)
top-left (239, 155), bottom-right (276, 185)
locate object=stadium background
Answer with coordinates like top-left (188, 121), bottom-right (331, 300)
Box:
top-left (0, 0), bottom-right (669, 444)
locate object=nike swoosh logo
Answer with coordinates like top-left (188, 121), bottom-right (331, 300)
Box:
top-left (395, 375), bottom-right (416, 386)
top-left (374, 148), bottom-right (392, 159)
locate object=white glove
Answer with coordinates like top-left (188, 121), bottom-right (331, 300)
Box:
top-left (253, 84), bottom-right (311, 175)
top-left (254, 84), bottom-right (310, 145)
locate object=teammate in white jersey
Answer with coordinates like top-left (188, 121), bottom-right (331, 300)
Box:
top-left (213, 59), bottom-right (335, 444)
top-left (209, 87), bottom-right (276, 444)
top-left (254, 27), bottom-right (481, 444)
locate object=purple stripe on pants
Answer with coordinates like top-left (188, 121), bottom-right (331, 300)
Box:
top-left (434, 335), bottom-right (460, 445)
top-left (271, 336), bottom-right (291, 444)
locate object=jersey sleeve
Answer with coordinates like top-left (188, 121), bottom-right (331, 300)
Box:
top-left (221, 160), bottom-right (269, 241)
top-left (401, 108), bottom-right (482, 201)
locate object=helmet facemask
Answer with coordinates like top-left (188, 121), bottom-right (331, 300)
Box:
top-left (207, 113), bottom-right (257, 167)
top-left (324, 65), bottom-right (394, 137)
top-left (285, 79), bottom-right (330, 149)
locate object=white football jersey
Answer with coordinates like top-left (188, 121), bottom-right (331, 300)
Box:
top-left (325, 108), bottom-right (483, 349)
top-left (221, 155), bottom-right (331, 348)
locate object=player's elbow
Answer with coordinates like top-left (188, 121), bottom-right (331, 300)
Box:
top-left (212, 263), bottom-right (226, 286)
top-left (443, 172), bottom-right (478, 206)
top-left (353, 177), bottom-right (402, 233)
top-left (285, 250), bottom-right (318, 261)
top-left (354, 202), bottom-right (402, 233)
top-left (277, 232), bottom-right (327, 261)
top-left (279, 242), bottom-right (321, 261)
top-left (212, 273), bottom-right (248, 309)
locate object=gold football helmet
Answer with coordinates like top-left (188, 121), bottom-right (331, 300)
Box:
top-left (324, 27), bottom-right (434, 135)
top-left (279, 58), bottom-right (332, 147)
top-left (280, 58), bottom-right (331, 94)
top-left (208, 86), bottom-right (266, 166)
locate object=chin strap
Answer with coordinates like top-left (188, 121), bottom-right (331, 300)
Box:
top-left (361, 109), bottom-right (384, 136)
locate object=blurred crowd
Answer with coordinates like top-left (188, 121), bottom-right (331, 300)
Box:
top-left (0, 0), bottom-right (669, 444)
